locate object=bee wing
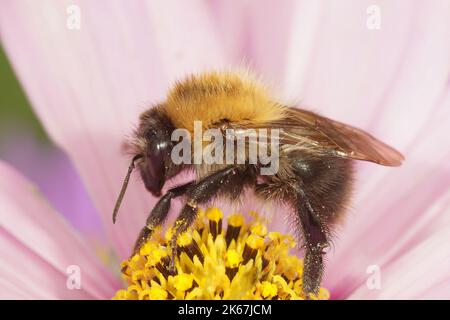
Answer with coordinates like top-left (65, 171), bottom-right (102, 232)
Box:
top-left (266, 108), bottom-right (404, 166)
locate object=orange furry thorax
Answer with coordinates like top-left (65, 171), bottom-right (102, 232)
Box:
top-left (163, 71), bottom-right (286, 133)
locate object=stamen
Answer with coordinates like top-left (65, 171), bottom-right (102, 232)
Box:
top-left (242, 234), bottom-right (264, 264)
top-left (260, 281), bottom-right (278, 299)
top-left (177, 232), bottom-right (204, 263)
top-left (206, 207), bottom-right (223, 239)
top-left (154, 255), bottom-right (176, 279)
top-left (173, 274), bottom-right (195, 292)
top-left (225, 249), bottom-right (241, 280)
top-left (251, 223), bottom-right (268, 237)
top-left (113, 207), bottom-right (330, 300)
top-left (225, 213), bottom-right (243, 246)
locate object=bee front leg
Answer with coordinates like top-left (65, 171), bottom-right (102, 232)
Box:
top-left (168, 166), bottom-right (244, 270)
top-left (132, 181), bottom-right (194, 255)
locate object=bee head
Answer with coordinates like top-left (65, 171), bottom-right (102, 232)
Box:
top-left (112, 106), bottom-right (176, 223)
top-left (136, 107), bottom-right (176, 197)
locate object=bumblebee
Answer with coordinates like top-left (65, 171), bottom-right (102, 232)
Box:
top-left (113, 71), bottom-right (404, 296)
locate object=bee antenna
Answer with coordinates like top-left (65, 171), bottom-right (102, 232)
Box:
top-left (112, 154), bottom-right (143, 224)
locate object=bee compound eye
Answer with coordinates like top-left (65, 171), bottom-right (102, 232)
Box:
top-left (140, 141), bottom-right (168, 196)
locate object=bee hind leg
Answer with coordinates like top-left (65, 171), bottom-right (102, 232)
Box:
top-left (295, 184), bottom-right (330, 298)
top-left (132, 181), bottom-right (194, 256)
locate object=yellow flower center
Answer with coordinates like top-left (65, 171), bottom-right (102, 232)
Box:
top-left (113, 207), bottom-right (329, 300)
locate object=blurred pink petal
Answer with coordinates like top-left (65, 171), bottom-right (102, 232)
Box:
top-left (246, 0), bottom-right (450, 146)
top-left (348, 223), bottom-right (450, 299)
top-left (0, 130), bottom-right (103, 237)
top-left (0, 0), bottom-right (227, 257)
top-left (0, 161), bottom-right (120, 299)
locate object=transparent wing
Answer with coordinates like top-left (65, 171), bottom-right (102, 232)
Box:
top-left (256, 107), bottom-right (404, 166)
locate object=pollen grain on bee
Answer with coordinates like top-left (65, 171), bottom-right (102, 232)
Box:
top-left (170, 121), bottom-right (280, 175)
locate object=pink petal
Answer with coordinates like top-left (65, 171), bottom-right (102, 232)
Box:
top-left (207, 0), bottom-right (251, 65)
top-left (0, 0), bottom-right (227, 257)
top-left (347, 223), bottom-right (450, 299)
top-left (0, 161), bottom-right (120, 299)
top-left (419, 278), bottom-right (450, 300)
top-left (1, 132), bottom-right (103, 237)
top-left (247, 0), bottom-right (450, 147)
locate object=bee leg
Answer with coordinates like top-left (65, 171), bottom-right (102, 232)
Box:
top-left (132, 181), bottom-right (194, 255)
top-left (295, 185), bottom-right (330, 298)
top-left (168, 166), bottom-right (243, 270)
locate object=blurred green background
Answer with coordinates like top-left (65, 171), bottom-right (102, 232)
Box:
top-left (0, 45), bottom-right (48, 146)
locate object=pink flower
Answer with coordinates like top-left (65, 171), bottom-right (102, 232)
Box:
top-left (0, 0), bottom-right (449, 299)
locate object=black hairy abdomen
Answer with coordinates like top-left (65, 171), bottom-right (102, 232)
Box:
top-left (291, 154), bottom-right (354, 224)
